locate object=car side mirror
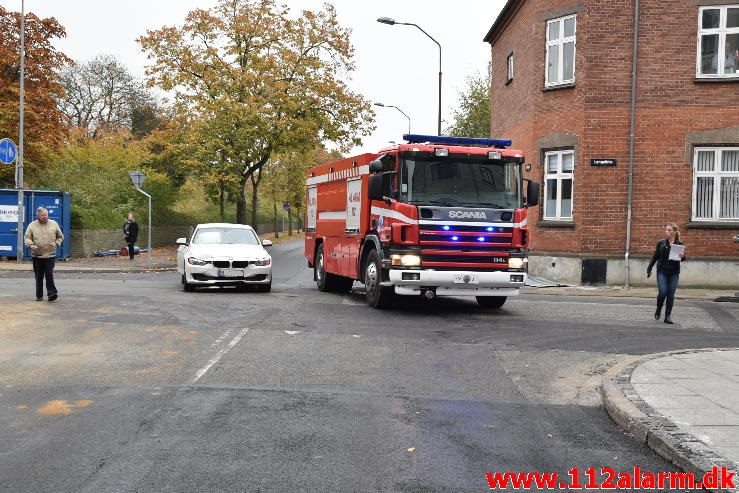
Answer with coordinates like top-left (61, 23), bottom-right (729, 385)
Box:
top-left (176, 237), bottom-right (188, 245)
top-left (262, 239), bottom-right (273, 247)
top-left (525, 180), bottom-right (539, 207)
top-left (369, 159), bottom-right (383, 173)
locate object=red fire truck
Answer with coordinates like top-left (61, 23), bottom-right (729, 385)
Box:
top-left (304, 134), bottom-right (539, 309)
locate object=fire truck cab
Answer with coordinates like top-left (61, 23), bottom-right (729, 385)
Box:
top-left (305, 134), bottom-right (539, 309)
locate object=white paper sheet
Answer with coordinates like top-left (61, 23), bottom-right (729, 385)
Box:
top-left (669, 244), bottom-right (684, 261)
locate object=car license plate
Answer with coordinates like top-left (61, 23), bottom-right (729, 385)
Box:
top-left (453, 273), bottom-right (479, 284)
top-left (218, 268), bottom-right (244, 277)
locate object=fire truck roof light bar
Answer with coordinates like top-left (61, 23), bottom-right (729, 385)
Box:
top-left (402, 134), bottom-right (512, 148)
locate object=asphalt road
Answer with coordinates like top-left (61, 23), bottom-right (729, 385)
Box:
top-left (1, 240), bottom-right (738, 492)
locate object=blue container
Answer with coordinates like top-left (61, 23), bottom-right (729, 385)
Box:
top-left (0, 189), bottom-right (71, 259)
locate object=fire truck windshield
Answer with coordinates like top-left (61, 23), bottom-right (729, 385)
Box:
top-left (398, 157), bottom-right (522, 209)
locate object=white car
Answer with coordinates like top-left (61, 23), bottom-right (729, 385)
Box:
top-left (176, 223), bottom-right (273, 292)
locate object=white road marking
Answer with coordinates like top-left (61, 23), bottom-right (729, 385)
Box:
top-left (284, 330), bottom-right (301, 335)
top-left (190, 328), bottom-right (249, 384)
top-left (206, 329), bottom-right (233, 351)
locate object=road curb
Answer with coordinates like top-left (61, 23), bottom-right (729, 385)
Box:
top-left (0, 266), bottom-right (176, 274)
top-left (601, 349), bottom-right (739, 493)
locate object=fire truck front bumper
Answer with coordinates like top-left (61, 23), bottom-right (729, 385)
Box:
top-left (387, 270), bottom-right (525, 297)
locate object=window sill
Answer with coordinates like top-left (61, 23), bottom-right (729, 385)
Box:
top-left (693, 77), bottom-right (739, 83)
top-left (686, 221), bottom-right (739, 229)
top-left (542, 82), bottom-right (576, 92)
top-left (538, 220), bottom-right (575, 228)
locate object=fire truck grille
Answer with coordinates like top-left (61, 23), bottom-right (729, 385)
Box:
top-left (420, 224), bottom-right (513, 233)
top-left (421, 246), bottom-right (510, 271)
top-left (422, 254), bottom-right (507, 264)
top-left (419, 234), bottom-right (510, 244)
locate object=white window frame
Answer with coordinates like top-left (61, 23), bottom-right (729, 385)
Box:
top-left (696, 4), bottom-right (739, 78)
top-left (507, 53), bottom-right (514, 82)
top-left (545, 15), bottom-right (577, 87)
top-left (543, 150), bottom-right (575, 220)
top-left (692, 147), bottom-right (739, 221)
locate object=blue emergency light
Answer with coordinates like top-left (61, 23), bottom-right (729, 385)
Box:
top-left (403, 134), bottom-right (511, 148)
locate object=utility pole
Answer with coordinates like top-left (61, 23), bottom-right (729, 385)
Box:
top-left (16, 0), bottom-right (25, 264)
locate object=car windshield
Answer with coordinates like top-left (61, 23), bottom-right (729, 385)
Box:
top-left (192, 227), bottom-right (260, 245)
top-left (399, 157), bottom-right (522, 209)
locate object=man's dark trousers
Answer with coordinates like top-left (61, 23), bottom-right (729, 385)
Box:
top-left (32, 257), bottom-right (57, 299)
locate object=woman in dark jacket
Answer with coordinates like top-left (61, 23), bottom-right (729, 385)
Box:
top-left (647, 223), bottom-right (685, 324)
top-left (124, 213), bottom-right (139, 260)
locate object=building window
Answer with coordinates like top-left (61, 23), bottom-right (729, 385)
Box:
top-left (697, 5), bottom-right (739, 78)
top-left (543, 150), bottom-right (574, 220)
top-left (545, 15), bottom-right (576, 87)
top-left (693, 147), bottom-right (739, 221)
top-left (507, 53), bottom-right (514, 82)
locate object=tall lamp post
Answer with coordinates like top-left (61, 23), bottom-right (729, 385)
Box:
top-left (128, 171), bottom-right (152, 269)
top-left (377, 16), bottom-right (442, 135)
top-left (374, 102), bottom-right (411, 134)
top-left (16, 0), bottom-right (25, 265)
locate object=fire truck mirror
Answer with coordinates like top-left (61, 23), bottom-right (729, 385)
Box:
top-left (369, 159), bottom-right (383, 173)
top-left (369, 174), bottom-right (384, 200)
top-left (525, 179), bottom-right (540, 207)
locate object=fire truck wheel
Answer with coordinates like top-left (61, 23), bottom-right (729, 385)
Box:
top-left (476, 296), bottom-right (506, 308)
top-left (365, 250), bottom-right (393, 309)
top-left (315, 244), bottom-right (352, 292)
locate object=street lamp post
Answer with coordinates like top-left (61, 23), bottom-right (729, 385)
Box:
top-left (128, 171), bottom-right (152, 269)
top-left (16, 0), bottom-right (25, 265)
top-left (377, 17), bottom-right (442, 135)
top-left (374, 102), bottom-right (411, 134)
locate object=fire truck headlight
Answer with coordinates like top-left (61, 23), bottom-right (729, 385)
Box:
top-left (391, 254), bottom-right (421, 267)
top-left (508, 257), bottom-right (526, 269)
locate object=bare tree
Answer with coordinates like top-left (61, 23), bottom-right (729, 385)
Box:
top-left (60, 55), bottom-right (155, 137)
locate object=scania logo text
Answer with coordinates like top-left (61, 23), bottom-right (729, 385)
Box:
top-left (448, 210), bottom-right (487, 219)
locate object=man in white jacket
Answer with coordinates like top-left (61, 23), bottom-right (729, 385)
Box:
top-left (23, 207), bottom-right (64, 301)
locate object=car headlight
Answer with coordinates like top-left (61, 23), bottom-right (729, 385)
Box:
top-left (390, 253), bottom-right (421, 267)
top-left (508, 257), bottom-right (527, 269)
top-left (188, 257), bottom-right (211, 266)
top-left (254, 258), bottom-right (271, 266)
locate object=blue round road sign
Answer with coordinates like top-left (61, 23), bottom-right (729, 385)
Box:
top-left (0, 138), bottom-right (18, 165)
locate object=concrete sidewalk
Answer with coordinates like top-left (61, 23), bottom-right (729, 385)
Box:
top-left (602, 349), bottom-right (739, 493)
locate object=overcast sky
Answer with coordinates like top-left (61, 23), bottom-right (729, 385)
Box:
top-left (6, 0), bottom-right (508, 154)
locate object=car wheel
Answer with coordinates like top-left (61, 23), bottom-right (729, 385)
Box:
top-left (315, 244), bottom-right (353, 293)
top-left (257, 282), bottom-right (271, 293)
top-left (476, 296), bottom-right (506, 308)
top-left (365, 249), bottom-right (392, 309)
top-left (183, 270), bottom-right (194, 292)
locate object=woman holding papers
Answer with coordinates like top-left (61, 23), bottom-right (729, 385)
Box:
top-left (647, 223), bottom-right (686, 324)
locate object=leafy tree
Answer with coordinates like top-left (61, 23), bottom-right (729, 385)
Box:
top-left (138, 0), bottom-right (374, 226)
top-left (263, 145), bottom-right (341, 234)
top-left (446, 68), bottom-right (491, 138)
top-left (0, 6), bottom-right (71, 187)
top-left (59, 54), bottom-right (158, 138)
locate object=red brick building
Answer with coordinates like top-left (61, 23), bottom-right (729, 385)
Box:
top-left (484, 0), bottom-right (739, 287)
